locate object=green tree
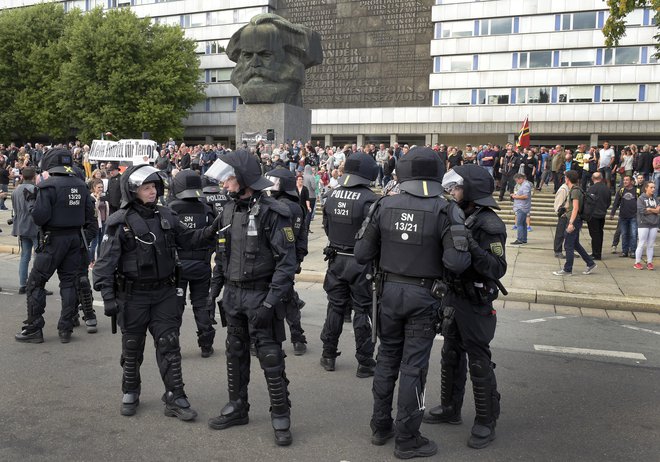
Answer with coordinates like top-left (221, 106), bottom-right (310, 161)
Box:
top-left (57, 7), bottom-right (205, 143)
top-left (603, 1), bottom-right (660, 55)
top-left (0, 3), bottom-right (70, 141)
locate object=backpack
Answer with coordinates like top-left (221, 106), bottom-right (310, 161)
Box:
top-left (579, 187), bottom-right (597, 222)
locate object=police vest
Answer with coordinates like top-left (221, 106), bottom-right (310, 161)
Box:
top-left (204, 191), bottom-right (230, 215)
top-left (279, 195), bottom-right (306, 262)
top-left (168, 199), bottom-right (213, 261)
top-left (118, 206), bottom-right (178, 282)
top-left (37, 175), bottom-right (87, 228)
top-left (219, 195), bottom-right (289, 283)
top-left (379, 193), bottom-right (449, 279)
top-left (325, 185), bottom-right (377, 250)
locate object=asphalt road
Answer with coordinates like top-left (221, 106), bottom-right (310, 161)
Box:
top-left (0, 257), bottom-right (659, 461)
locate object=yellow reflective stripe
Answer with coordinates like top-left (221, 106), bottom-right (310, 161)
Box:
top-left (423, 180), bottom-right (428, 196)
top-left (343, 174), bottom-right (350, 185)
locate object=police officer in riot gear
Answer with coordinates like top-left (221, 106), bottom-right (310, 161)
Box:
top-left (320, 152), bottom-right (379, 376)
top-left (93, 165), bottom-right (217, 420)
top-left (168, 170), bottom-right (217, 357)
top-left (265, 167), bottom-right (309, 355)
top-left (423, 164), bottom-right (507, 449)
top-left (202, 176), bottom-right (230, 215)
top-left (15, 148), bottom-right (96, 344)
top-left (355, 147), bottom-right (472, 459)
top-left (205, 151), bottom-right (297, 446)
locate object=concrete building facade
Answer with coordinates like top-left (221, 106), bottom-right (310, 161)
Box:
top-left (3, 0), bottom-right (659, 147)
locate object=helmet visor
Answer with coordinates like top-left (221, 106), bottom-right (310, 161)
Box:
top-left (205, 158), bottom-right (236, 184)
top-left (441, 169), bottom-right (464, 193)
top-left (264, 175), bottom-right (282, 192)
top-left (127, 166), bottom-right (165, 191)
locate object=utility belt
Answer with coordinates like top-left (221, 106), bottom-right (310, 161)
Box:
top-left (227, 279), bottom-right (271, 291)
top-left (450, 279), bottom-right (493, 305)
top-left (42, 227), bottom-right (80, 236)
top-left (116, 273), bottom-right (175, 295)
top-left (383, 273), bottom-right (447, 300)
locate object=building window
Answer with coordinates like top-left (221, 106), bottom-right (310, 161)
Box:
top-left (518, 50), bottom-right (553, 68)
top-left (155, 15), bottom-right (180, 26)
top-left (480, 17), bottom-right (513, 35)
top-left (477, 88), bottom-right (510, 105)
top-left (209, 97), bottom-right (235, 112)
top-left (558, 86), bottom-right (594, 103)
top-left (478, 53), bottom-right (513, 71)
top-left (208, 69), bottom-right (232, 83)
top-left (516, 87), bottom-right (551, 104)
top-left (604, 47), bottom-right (641, 65)
top-left (646, 84), bottom-right (659, 101)
top-left (65, 0), bottom-right (87, 11)
top-left (182, 13), bottom-right (206, 28)
top-left (519, 14), bottom-right (555, 34)
top-left (439, 20), bottom-right (474, 38)
top-left (561, 11), bottom-right (598, 31)
top-left (624, 8), bottom-right (645, 26)
top-left (234, 7), bottom-right (269, 24)
top-left (560, 49), bottom-right (596, 67)
top-left (207, 10), bottom-right (234, 26)
top-left (435, 55), bottom-right (473, 72)
top-left (601, 84), bottom-right (639, 102)
top-left (438, 89), bottom-right (472, 105)
top-left (209, 41), bottom-right (228, 54)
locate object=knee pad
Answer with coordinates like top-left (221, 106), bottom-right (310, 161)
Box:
top-left (123, 334), bottom-right (146, 353)
top-left (469, 358), bottom-right (492, 379)
top-left (258, 345), bottom-right (282, 368)
top-left (157, 331), bottom-right (180, 354)
top-left (78, 275), bottom-right (91, 291)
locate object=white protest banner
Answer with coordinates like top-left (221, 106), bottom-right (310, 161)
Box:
top-left (89, 139), bottom-right (158, 163)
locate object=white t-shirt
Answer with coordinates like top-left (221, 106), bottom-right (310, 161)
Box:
top-left (599, 148), bottom-right (615, 169)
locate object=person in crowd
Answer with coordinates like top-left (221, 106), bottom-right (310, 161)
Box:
top-left (586, 172), bottom-right (611, 261)
top-left (303, 165), bottom-right (318, 227)
top-left (551, 145), bottom-right (564, 193)
top-left (89, 178), bottom-right (109, 267)
top-left (498, 145), bottom-right (520, 201)
top-left (11, 167), bottom-right (38, 294)
top-left (522, 149), bottom-right (536, 183)
top-left (580, 145), bottom-right (598, 190)
top-left (106, 162), bottom-right (122, 215)
top-left (610, 175), bottom-right (639, 258)
top-left (0, 161), bottom-right (10, 210)
top-left (510, 174), bottom-right (532, 245)
top-left (598, 141), bottom-right (615, 189)
top-left (553, 180), bottom-right (570, 258)
top-left (633, 181), bottom-right (660, 270)
top-left (553, 171), bottom-right (597, 276)
top-left (653, 144), bottom-right (660, 198)
top-left (383, 170), bottom-right (400, 196)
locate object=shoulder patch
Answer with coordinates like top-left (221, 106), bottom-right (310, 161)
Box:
top-left (282, 226), bottom-right (295, 243)
top-left (489, 242), bottom-right (504, 257)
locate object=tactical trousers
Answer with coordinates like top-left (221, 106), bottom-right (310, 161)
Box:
top-left (222, 284), bottom-right (289, 414)
top-left (321, 254), bottom-right (374, 363)
top-left (371, 282), bottom-right (438, 441)
top-left (439, 292), bottom-right (498, 424)
top-left (26, 234), bottom-right (82, 331)
top-left (178, 272), bottom-right (215, 348)
top-left (284, 289), bottom-right (306, 344)
top-left (119, 285), bottom-right (186, 397)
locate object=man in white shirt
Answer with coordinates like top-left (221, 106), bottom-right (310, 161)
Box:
top-left (598, 141), bottom-right (615, 188)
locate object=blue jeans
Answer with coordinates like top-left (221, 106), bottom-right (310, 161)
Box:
top-left (89, 225), bottom-right (105, 262)
top-left (619, 217), bottom-right (638, 255)
top-left (515, 210), bottom-right (528, 243)
top-left (19, 236), bottom-right (37, 288)
top-left (563, 218), bottom-right (594, 273)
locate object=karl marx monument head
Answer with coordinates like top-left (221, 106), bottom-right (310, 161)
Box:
top-left (226, 13), bottom-right (323, 107)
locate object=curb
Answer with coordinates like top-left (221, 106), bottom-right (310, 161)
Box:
top-left (0, 245), bottom-right (18, 255)
top-left (295, 271), bottom-right (660, 315)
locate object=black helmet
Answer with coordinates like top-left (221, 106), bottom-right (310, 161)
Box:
top-left (338, 153), bottom-right (378, 187)
top-left (204, 149), bottom-right (273, 191)
top-left (120, 164), bottom-right (168, 208)
top-left (442, 164), bottom-right (499, 209)
top-left (171, 170), bottom-right (203, 199)
top-left (265, 167), bottom-right (297, 196)
top-left (39, 148), bottom-right (74, 175)
top-left (201, 175), bottom-right (220, 194)
top-left (397, 147), bottom-right (445, 197)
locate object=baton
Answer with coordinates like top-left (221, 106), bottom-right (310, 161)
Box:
top-left (111, 315), bottom-right (117, 334)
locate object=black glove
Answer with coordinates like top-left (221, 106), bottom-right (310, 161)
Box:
top-left (104, 300), bottom-right (120, 317)
top-left (202, 215), bottom-right (222, 240)
top-left (251, 302), bottom-right (274, 329)
top-left (295, 263), bottom-right (302, 274)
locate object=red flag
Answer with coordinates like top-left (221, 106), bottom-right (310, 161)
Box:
top-left (517, 117), bottom-right (530, 148)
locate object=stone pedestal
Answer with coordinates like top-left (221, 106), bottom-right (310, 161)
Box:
top-left (236, 103), bottom-right (311, 147)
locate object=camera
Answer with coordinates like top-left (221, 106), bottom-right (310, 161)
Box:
top-left (7, 218), bottom-right (13, 225)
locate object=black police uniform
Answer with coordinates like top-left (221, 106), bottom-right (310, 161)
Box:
top-left (168, 170), bottom-right (217, 357)
top-left (106, 163), bottom-right (122, 214)
top-left (265, 168), bottom-right (309, 355)
top-left (320, 153), bottom-right (379, 376)
top-left (93, 165), bottom-right (216, 420)
top-left (355, 148), bottom-right (471, 459)
top-left (15, 149), bottom-right (96, 344)
top-left (202, 176), bottom-right (230, 215)
top-left (424, 164), bottom-right (508, 450)
top-left (206, 151), bottom-right (298, 447)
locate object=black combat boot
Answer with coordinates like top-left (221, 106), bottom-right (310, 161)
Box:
top-left (197, 330), bottom-right (215, 358)
top-left (121, 392), bottom-right (140, 416)
top-left (209, 345), bottom-right (250, 429)
top-left (163, 392), bottom-right (197, 421)
top-left (423, 363), bottom-right (463, 424)
top-left (82, 310), bottom-right (98, 334)
top-left (157, 332), bottom-right (197, 422)
top-left (370, 421), bottom-right (394, 446)
top-left (393, 435), bottom-right (438, 460)
top-left (58, 330), bottom-right (72, 343)
top-left (15, 324), bottom-right (44, 344)
top-left (293, 342), bottom-right (307, 356)
top-left (357, 358), bottom-right (376, 378)
top-left (261, 347), bottom-right (292, 446)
